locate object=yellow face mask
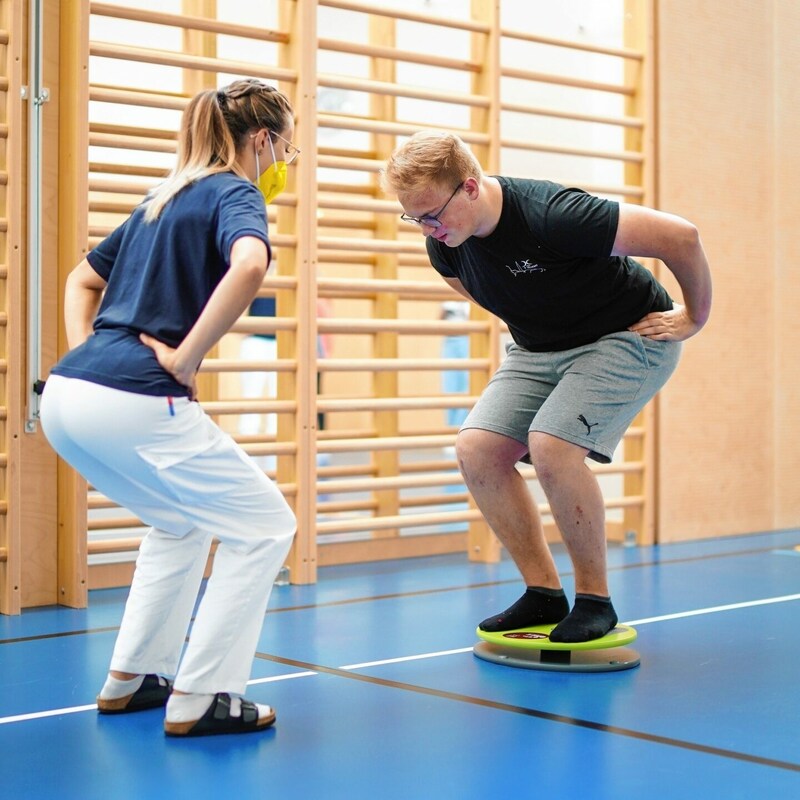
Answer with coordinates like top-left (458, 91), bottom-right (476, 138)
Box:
top-left (255, 135), bottom-right (287, 205)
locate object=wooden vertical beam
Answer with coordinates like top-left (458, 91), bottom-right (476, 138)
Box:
top-left (622, 0), bottom-right (656, 546)
top-left (279, 0), bottom-right (318, 583)
top-left (467, 0), bottom-right (501, 563)
top-left (1, 0), bottom-right (26, 614)
top-left (182, 0), bottom-right (219, 405)
top-left (56, 0), bottom-right (89, 607)
top-left (369, 14), bottom-right (400, 538)
top-left (182, 0), bottom-right (217, 96)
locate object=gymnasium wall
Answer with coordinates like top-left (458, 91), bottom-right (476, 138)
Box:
top-left (655, 0), bottom-right (800, 540)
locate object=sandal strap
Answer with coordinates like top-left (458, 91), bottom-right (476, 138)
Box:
top-left (165, 692), bottom-right (273, 737)
top-left (239, 699), bottom-right (259, 724)
top-left (211, 693), bottom-right (232, 721)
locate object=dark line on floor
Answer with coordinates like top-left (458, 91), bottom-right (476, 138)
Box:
top-left (0, 542), bottom-right (793, 645)
top-left (0, 626), bottom-right (121, 645)
top-left (256, 651), bottom-right (800, 774)
top-left (262, 544), bottom-right (795, 614)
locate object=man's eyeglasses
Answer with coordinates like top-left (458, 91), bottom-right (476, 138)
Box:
top-left (271, 130), bottom-right (300, 165)
top-left (400, 184), bottom-right (462, 228)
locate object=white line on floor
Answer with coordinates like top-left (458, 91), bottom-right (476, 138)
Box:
top-left (248, 671), bottom-right (318, 685)
top-left (624, 592), bottom-right (800, 626)
top-left (341, 646), bottom-right (473, 670)
top-left (2, 592), bottom-right (799, 726)
top-left (0, 704), bottom-right (97, 724)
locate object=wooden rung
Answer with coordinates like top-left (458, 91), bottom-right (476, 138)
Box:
top-left (318, 318), bottom-right (488, 334)
top-left (316, 236), bottom-right (425, 254)
top-left (517, 460), bottom-right (646, 480)
top-left (318, 463), bottom-right (376, 478)
top-left (259, 275), bottom-right (298, 289)
top-left (500, 26), bottom-right (643, 61)
top-left (318, 428), bottom-right (377, 441)
top-left (317, 276), bottom-right (454, 295)
top-left (318, 72), bottom-right (490, 108)
top-left (238, 442), bottom-right (296, 456)
top-left (88, 518), bottom-right (144, 532)
top-left (319, 0), bottom-right (491, 34)
top-left (320, 472), bottom-right (465, 494)
top-left (200, 400), bottom-right (297, 415)
top-left (318, 396), bottom-right (479, 413)
top-left (230, 317), bottom-right (297, 335)
top-left (402, 493), bottom-right (470, 508)
top-left (320, 434), bottom-right (455, 453)
top-left (198, 358), bottom-right (298, 373)
top-left (91, 121), bottom-right (177, 141)
top-left (88, 536), bottom-right (143, 552)
top-left (317, 533), bottom-right (467, 565)
top-left (317, 195), bottom-right (401, 214)
top-left (605, 495), bottom-right (645, 509)
top-left (501, 66), bottom-right (636, 96)
top-left (89, 162), bottom-right (167, 178)
top-left (318, 113), bottom-right (491, 147)
top-left (317, 154), bottom-right (386, 173)
top-left (319, 358), bottom-right (490, 372)
top-left (316, 508), bottom-right (482, 535)
top-left (318, 251), bottom-right (378, 265)
top-left (317, 499), bottom-right (379, 513)
top-left (566, 181), bottom-right (645, 199)
top-left (502, 137), bottom-right (644, 164)
top-left (318, 38), bottom-right (482, 73)
top-left (399, 459), bottom-right (459, 474)
top-left (90, 41), bottom-right (297, 83)
top-left (89, 132), bottom-right (176, 153)
top-left (90, 84), bottom-right (188, 110)
top-left (90, 2), bottom-right (289, 43)
top-left (501, 100), bottom-right (643, 129)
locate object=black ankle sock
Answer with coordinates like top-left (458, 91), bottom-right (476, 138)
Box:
top-left (479, 586), bottom-right (569, 632)
top-left (549, 593), bottom-right (618, 643)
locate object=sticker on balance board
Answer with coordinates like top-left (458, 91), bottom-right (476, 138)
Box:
top-left (503, 632), bottom-right (550, 640)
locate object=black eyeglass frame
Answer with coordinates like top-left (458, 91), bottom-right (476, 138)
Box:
top-left (400, 183), bottom-right (462, 228)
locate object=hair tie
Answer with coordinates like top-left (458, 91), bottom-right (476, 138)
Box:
top-left (216, 90), bottom-right (226, 105)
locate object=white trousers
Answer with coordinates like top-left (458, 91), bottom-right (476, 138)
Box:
top-left (41, 375), bottom-right (296, 695)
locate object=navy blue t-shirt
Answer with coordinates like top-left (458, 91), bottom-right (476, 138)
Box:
top-left (51, 172), bottom-right (269, 396)
top-left (248, 296), bottom-right (276, 341)
top-left (427, 176), bottom-right (672, 351)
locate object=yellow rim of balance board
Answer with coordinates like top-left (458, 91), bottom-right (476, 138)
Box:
top-left (475, 623), bottom-right (637, 651)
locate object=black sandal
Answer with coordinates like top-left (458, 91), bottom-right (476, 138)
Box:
top-left (164, 693), bottom-right (276, 737)
top-left (97, 674), bottom-right (173, 714)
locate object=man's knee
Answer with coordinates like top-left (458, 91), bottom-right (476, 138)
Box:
top-left (456, 429), bottom-right (526, 479)
top-left (528, 432), bottom-right (587, 485)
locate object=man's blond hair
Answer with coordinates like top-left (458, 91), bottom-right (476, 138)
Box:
top-left (381, 131), bottom-right (484, 196)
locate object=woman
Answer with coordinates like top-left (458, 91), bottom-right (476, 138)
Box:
top-left (41, 79), bottom-right (299, 737)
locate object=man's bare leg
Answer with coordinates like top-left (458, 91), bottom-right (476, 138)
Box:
top-left (456, 429), bottom-right (569, 631)
top-left (529, 432), bottom-right (618, 641)
top-left (528, 432), bottom-right (608, 595)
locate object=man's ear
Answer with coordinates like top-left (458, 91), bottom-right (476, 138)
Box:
top-left (463, 176), bottom-right (480, 199)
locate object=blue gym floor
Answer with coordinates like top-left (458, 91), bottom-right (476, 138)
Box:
top-left (2, 529), bottom-right (800, 799)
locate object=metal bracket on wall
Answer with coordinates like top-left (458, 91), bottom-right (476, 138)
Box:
top-left (24, 0), bottom-right (49, 434)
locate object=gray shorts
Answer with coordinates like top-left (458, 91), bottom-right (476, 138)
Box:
top-left (461, 331), bottom-right (682, 464)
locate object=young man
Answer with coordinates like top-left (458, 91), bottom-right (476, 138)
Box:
top-left (382, 131), bottom-right (711, 642)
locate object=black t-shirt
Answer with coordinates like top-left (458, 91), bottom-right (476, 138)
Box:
top-left (427, 176), bottom-right (672, 351)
